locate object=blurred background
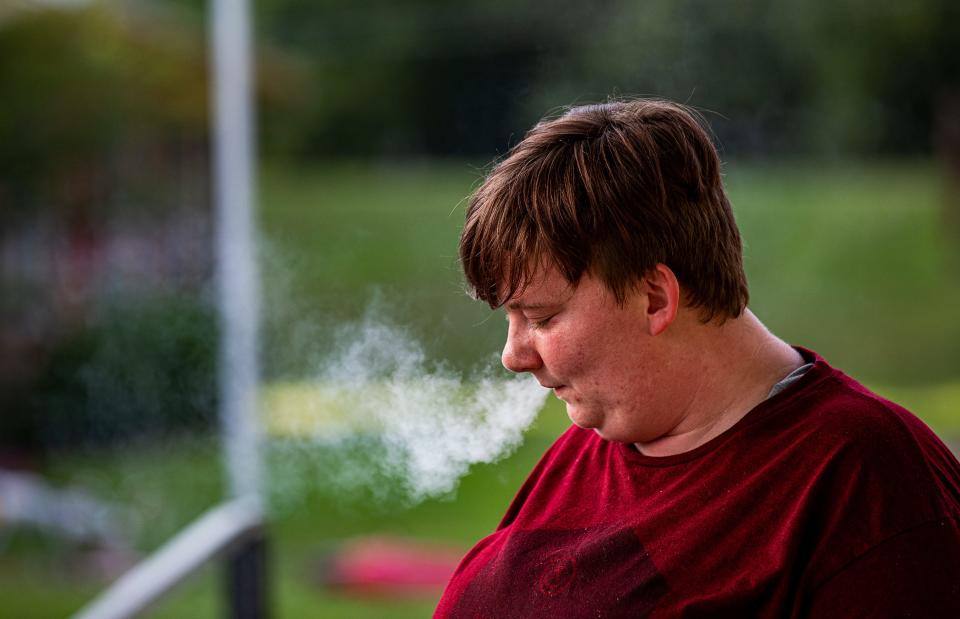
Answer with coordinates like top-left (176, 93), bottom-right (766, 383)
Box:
top-left (1, 0), bottom-right (958, 617)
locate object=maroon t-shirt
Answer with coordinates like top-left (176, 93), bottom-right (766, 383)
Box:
top-left (435, 351), bottom-right (960, 618)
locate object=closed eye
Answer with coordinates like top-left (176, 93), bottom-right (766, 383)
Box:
top-left (529, 315), bottom-right (555, 330)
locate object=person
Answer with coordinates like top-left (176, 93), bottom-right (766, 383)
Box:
top-left (434, 99), bottom-right (960, 618)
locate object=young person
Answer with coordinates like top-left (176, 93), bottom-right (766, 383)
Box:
top-left (435, 99), bottom-right (960, 618)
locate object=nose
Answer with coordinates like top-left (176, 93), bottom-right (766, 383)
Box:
top-left (501, 319), bottom-right (543, 374)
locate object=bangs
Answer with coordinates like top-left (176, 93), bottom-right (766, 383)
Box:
top-left (459, 179), bottom-right (545, 308)
top-left (459, 146), bottom-right (587, 308)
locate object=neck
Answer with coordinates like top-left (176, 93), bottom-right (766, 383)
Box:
top-left (633, 309), bottom-right (803, 457)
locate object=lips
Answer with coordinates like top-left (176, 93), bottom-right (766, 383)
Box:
top-left (536, 379), bottom-right (568, 398)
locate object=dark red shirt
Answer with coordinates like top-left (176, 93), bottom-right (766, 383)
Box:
top-left (435, 352), bottom-right (960, 618)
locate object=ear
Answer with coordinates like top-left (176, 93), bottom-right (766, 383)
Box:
top-left (642, 263), bottom-right (680, 336)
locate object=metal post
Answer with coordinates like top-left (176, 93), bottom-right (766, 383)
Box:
top-left (209, 0), bottom-right (265, 617)
top-left (211, 0), bottom-right (261, 507)
top-left (225, 528), bottom-right (269, 619)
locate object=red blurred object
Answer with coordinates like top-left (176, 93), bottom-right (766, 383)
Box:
top-left (317, 536), bottom-right (463, 598)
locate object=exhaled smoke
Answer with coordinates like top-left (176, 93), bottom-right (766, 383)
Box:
top-left (264, 315), bottom-right (548, 508)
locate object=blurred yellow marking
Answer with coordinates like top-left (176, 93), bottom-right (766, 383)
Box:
top-left (260, 382), bottom-right (359, 438)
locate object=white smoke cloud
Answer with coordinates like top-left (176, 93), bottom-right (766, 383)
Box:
top-left (263, 315), bottom-right (548, 507)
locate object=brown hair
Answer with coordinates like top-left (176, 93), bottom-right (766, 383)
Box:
top-left (459, 98), bottom-right (749, 322)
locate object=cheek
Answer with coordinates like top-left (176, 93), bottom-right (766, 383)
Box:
top-left (574, 336), bottom-right (639, 397)
top-left (544, 344), bottom-right (576, 375)
top-left (543, 331), bottom-right (594, 380)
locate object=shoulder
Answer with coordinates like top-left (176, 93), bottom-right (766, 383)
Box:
top-left (794, 367), bottom-right (959, 493)
top-left (787, 363), bottom-right (960, 512)
top-left (768, 352), bottom-right (958, 480)
top-left (770, 354), bottom-right (960, 586)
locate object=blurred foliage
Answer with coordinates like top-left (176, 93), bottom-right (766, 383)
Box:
top-left (0, 1), bottom-right (303, 215)
top-left (250, 0), bottom-right (957, 157)
top-left (4, 296), bottom-right (218, 450)
top-left (548, 0), bottom-right (959, 155)
top-left (0, 3), bottom-right (207, 213)
top-left (1, 0), bottom-right (956, 186)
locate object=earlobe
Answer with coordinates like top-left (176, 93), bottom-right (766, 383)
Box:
top-left (644, 264), bottom-right (680, 336)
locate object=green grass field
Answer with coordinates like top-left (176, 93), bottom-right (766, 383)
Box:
top-left (4, 159), bottom-right (959, 618)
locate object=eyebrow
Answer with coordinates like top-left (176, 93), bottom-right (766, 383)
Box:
top-left (505, 301), bottom-right (562, 311)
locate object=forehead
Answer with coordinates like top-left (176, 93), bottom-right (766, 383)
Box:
top-left (503, 262), bottom-right (577, 310)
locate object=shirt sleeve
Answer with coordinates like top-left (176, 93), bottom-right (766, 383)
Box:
top-left (806, 516), bottom-right (960, 618)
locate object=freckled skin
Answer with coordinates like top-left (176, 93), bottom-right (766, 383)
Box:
top-left (502, 265), bottom-right (671, 443)
top-left (501, 262), bottom-right (804, 452)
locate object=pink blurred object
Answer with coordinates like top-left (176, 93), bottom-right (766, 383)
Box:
top-left (317, 536), bottom-right (463, 598)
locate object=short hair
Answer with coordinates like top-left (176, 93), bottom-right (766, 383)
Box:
top-left (458, 98), bottom-right (749, 322)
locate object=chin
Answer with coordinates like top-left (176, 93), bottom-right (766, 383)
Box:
top-left (589, 425), bottom-right (627, 442)
top-left (565, 404), bottom-right (602, 432)
top-left (571, 412), bottom-right (637, 444)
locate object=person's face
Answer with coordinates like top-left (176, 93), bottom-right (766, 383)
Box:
top-left (501, 263), bottom-right (671, 443)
